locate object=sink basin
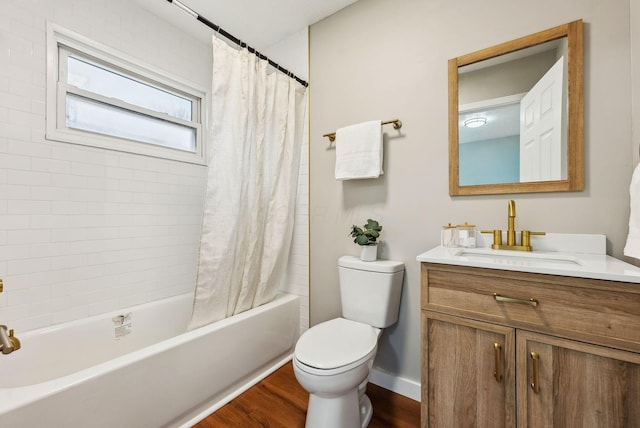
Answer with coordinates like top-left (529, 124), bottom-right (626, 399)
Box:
top-left (417, 234), bottom-right (640, 284)
top-left (454, 248), bottom-right (582, 267)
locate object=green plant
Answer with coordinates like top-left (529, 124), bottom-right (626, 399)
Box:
top-left (349, 219), bottom-right (382, 246)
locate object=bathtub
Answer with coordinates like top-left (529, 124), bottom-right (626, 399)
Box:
top-left (0, 292), bottom-right (300, 427)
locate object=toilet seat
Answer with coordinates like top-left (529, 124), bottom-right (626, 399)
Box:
top-left (294, 318), bottom-right (378, 374)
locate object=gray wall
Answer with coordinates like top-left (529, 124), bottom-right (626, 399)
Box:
top-left (459, 50), bottom-right (558, 104)
top-left (309, 0), bottom-right (633, 384)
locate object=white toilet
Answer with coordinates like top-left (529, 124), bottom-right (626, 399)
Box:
top-left (293, 256), bottom-right (405, 428)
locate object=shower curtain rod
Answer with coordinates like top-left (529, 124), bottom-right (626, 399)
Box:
top-left (166, 0), bottom-right (309, 87)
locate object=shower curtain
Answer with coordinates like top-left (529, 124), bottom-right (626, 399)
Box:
top-left (189, 36), bottom-right (307, 330)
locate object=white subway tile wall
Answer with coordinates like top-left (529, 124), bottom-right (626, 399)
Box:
top-left (1, 0), bottom-right (310, 333)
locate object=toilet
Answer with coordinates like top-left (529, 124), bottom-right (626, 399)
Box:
top-left (293, 256), bottom-right (404, 428)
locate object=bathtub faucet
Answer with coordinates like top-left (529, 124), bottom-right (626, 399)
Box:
top-left (0, 325), bottom-right (21, 355)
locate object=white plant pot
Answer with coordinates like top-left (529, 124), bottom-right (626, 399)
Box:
top-left (360, 245), bottom-right (378, 261)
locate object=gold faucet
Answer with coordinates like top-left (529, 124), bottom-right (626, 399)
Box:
top-left (0, 325), bottom-right (21, 355)
top-left (0, 280), bottom-right (21, 355)
top-left (482, 200), bottom-right (545, 251)
top-left (507, 200), bottom-right (517, 246)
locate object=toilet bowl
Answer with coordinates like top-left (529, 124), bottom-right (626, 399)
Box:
top-left (293, 256), bottom-right (405, 428)
top-left (293, 318), bottom-right (381, 428)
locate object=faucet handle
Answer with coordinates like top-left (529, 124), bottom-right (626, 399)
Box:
top-left (481, 229), bottom-right (503, 248)
top-left (521, 231), bottom-right (546, 247)
top-left (8, 329), bottom-right (20, 352)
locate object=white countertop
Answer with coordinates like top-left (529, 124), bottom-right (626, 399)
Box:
top-left (417, 233), bottom-right (640, 284)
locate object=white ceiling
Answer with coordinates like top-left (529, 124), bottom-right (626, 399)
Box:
top-left (459, 103), bottom-right (521, 145)
top-left (130, 0), bottom-right (358, 51)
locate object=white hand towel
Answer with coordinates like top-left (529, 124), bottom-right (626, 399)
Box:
top-left (624, 163), bottom-right (640, 259)
top-left (334, 120), bottom-right (383, 180)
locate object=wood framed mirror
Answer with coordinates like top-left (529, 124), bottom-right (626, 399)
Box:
top-left (449, 20), bottom-right (583, 196)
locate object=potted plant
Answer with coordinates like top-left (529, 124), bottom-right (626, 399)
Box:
top-left (349, 219), bottom-right (382, 261)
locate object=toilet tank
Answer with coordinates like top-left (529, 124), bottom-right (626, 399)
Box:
top-left (338, 256), bottom-right (405, 328)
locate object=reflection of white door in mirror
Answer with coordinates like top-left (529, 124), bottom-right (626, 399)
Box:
top-left (520, 56), bottom-right (565, 182)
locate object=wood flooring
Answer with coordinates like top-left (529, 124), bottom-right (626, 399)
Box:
top-left (194, 362), bottom-right (420, 428)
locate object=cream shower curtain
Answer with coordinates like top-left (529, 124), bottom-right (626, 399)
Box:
top-left (189, 37), bottom-right (307, 330)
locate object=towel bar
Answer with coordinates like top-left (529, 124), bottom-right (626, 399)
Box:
top-left (323, 119), bottom-right (402, 142)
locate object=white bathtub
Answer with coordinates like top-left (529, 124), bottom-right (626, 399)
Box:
top-left (0, 292), bottom-right (300, 427)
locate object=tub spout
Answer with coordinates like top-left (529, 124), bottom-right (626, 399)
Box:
top-left (0, 325), bottom-right (20, 355)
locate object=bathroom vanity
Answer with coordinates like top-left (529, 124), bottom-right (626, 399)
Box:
top-left (417, 235), bottom-right (640, 428)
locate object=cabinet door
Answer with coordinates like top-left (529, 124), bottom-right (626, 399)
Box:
top-left (517, 330), bottom-right (640, 428)
top-left (423, 311), bottom-right (516, 428)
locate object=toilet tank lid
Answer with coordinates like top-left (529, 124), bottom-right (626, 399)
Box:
top-left (339, 256), bottom-right (404, 273)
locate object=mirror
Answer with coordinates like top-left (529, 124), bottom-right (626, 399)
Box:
top-left (449, 20), bottom-right (583, 195)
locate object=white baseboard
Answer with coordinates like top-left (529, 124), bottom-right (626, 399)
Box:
top-left (369, 368), bottom-right (421, 402)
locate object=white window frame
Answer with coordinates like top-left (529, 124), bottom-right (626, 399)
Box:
top-left (46, 23), bottom-right (207, 165)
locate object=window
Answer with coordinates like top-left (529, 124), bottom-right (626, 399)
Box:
top-left (46, 24), bottom-right (206, 164)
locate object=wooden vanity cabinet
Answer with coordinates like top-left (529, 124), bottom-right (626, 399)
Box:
top-left (423, 312), bottom-right (516, 427)
top-left (517, 330), bottom-right (640, 427)
top-left (421, 263), bottom-right (640, 428)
